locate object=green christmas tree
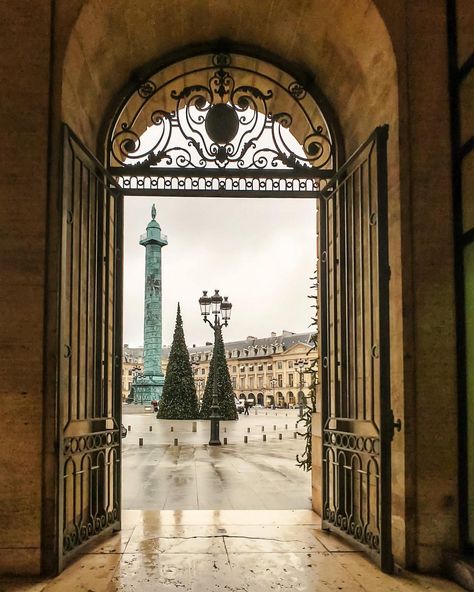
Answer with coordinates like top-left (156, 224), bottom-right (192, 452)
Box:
top-left (157, 304), bottom-right (199, 419)
top-left (200, 323), bottom-right (238, 420)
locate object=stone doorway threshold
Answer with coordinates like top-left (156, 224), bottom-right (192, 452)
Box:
top-left (0, 510), bottom-right (465, 591)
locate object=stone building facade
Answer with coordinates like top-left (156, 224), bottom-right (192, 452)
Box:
top-left (176, 331), bottom-right (316, 407)
top-left (121, 346), bottom-right (143, 399)
top-left (124, 331), bottom-right (317, 407)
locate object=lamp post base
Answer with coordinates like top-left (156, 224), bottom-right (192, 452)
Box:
top-left (209, 417), bottom-right (221, 446)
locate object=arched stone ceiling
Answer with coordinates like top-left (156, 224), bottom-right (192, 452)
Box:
top-left (60, 0), bottom-right (398, 157)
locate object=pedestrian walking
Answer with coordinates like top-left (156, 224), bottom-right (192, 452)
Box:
top-left (244, 400), bottom-right (250, 415)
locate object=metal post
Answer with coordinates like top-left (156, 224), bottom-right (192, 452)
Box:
top-left (209, 318), bottom-right (221, 445)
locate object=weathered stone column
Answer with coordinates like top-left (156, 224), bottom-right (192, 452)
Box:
top-left (133, 204), bottom-right (167, 404)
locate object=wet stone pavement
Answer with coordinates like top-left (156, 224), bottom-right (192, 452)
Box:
top-left (0, 410), bottom-right (465, 591)
top-left (0, 510), bottom-right (464, 592)
top-left (122, 408), bottom-right (311, 510)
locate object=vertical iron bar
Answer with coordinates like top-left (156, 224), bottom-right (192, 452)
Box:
top-left (376, 125), bottom-right (392, 573)
top-left (358, 160), bottom-right (367, 421)
top-left (319, 196), bottom-right (329, 526)
top-left (352, 169), bottom-right (358, 419)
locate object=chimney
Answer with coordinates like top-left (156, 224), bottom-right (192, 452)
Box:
top-left (271, 332), bottom-right (277, 338)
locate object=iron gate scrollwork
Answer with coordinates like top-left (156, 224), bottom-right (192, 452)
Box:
top-left (58, 125), bottom-right (123, 568)
top-left (107, 52), bottom-right (338, 198)
top-left (319, 125), bottom-right (393, 572)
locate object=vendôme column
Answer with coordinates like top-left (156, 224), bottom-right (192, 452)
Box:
top-left (133, 204), bottom-right (168, 404)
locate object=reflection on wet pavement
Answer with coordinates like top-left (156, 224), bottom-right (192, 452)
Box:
top-left (122, 410), bottom-right (311, 510)
top-left (0, 510), bottom-right (464, 592)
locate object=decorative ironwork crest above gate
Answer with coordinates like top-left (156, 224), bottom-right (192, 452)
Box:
top-left (107, 52), bottom-right (339, 197)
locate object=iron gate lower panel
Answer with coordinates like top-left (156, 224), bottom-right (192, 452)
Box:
top-left (320, 126), bottom-right (392, 572)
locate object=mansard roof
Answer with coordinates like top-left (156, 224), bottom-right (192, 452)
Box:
top-left (124, 331), bottom-right (315, 362)
top-left (161, 330), bottom-right (315, 360)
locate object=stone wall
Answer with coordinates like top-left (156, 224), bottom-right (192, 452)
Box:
top-left (0, 3), bottom-right (52, 575)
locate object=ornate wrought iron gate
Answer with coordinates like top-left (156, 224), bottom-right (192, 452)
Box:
top-left (319, 126), bottom-right (393, 572)
top-left (57, 125), bottom-right (123, 569)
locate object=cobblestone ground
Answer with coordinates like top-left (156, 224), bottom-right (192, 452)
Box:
top-left (122, 407), bottom-right (312, 510)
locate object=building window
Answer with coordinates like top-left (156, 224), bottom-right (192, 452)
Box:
top-left (277, 361), bottom-right (283, 370)
top-left (232, 377), bottom-right (236, 388)
top-left (249, 364), bottom-right (254, 371)
top-left (233, 366), bottom-right (237, 373)
top-left (288, 361), bottom-right (293, 369)
top-left (258, 364), bottom-right (263, 371)
top-left (128, 370), bottom-right (132, 375)
top-left (240, 377), bottom-right (245, 389)
top-left (258, 376), bottom-right (263, 388)
top-left (288, 374), bottom-right (294, 387)
top-left (267, 363), bottom-right (272, 370)
top-left (278, 374), bottom-right (283, 388)
top-left (201, 368), bottom-right (205, 375)
top-left (249, 376), bottom-right (254, 388)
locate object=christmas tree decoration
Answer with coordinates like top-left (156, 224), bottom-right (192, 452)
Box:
top-left (157, 304), bottom-right (199, 419)
top-left (200, 322), bottom-right (238, 421)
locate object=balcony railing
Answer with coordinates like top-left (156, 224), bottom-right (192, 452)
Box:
top-left (140, 232), bottom-right (168, 242)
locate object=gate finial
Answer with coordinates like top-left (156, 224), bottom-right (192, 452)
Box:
top-left (151, 203), bottom-right (156, 220)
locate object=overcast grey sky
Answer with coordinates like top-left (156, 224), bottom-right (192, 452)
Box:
top-left (123, 196), bottom-right (317, 348)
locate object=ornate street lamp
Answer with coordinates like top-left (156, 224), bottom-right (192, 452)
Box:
top-left (295, 359), bottom-right (309, 417)
top-left (131, 365), bottom-right (143, 405)
top-left (199, 290), bottom-right (232, 445)
top-left (270, 376), bottom-right (278, 409)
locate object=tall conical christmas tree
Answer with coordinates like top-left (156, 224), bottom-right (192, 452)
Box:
top-left (200, 323), bottom-right (238, 420)
top-left (157, 304), bottom-right (199, 419)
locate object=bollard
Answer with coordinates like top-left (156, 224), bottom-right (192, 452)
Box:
top-left (265, 412), bottom-right (268, 415)
top-left (224, 437), bottom-right (228, 445)
top-left (261, 426), bottom-right (265, 432)
top-left (139, 438), bottom-right (143, 446)
top-left (171, 426), bottom-right (174, 432)
top-left (285, 424), bottom-right (288, 430)
top-left (224, 427), bottom-right (227, 433)
top-left (247, 427), bottom-right (251, 433)
top-left (149, 426), bottom-right (153, 432)
top-left (244, 436), bottom-right (248, 444)
top-left (279, 433), bottom-right (283, 440)
top-left (295, 423), bottom-right (298, 428)
top-left (263, 434), bottom-right (267, 442)
top-left (273, 425), bottom-right (276, 430)
top-left (255, 409), bottom-right (258, 415)
top-left (286, 413), bottom-right (288, 417)
top-left (192, 421), bottom-right (197, 433)
top-left (294, 432), bottom-right (297, 439)
top-left (174, 438), bottom-right (178, 446)
top-left (128, 425), bottom-right (131, 431)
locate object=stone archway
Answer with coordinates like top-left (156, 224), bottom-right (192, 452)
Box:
top-left (44, 0), bottom-right (415, 574)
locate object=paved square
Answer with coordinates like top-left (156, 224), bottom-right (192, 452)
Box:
top-left (122, 407), bottom-right (312, 510)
